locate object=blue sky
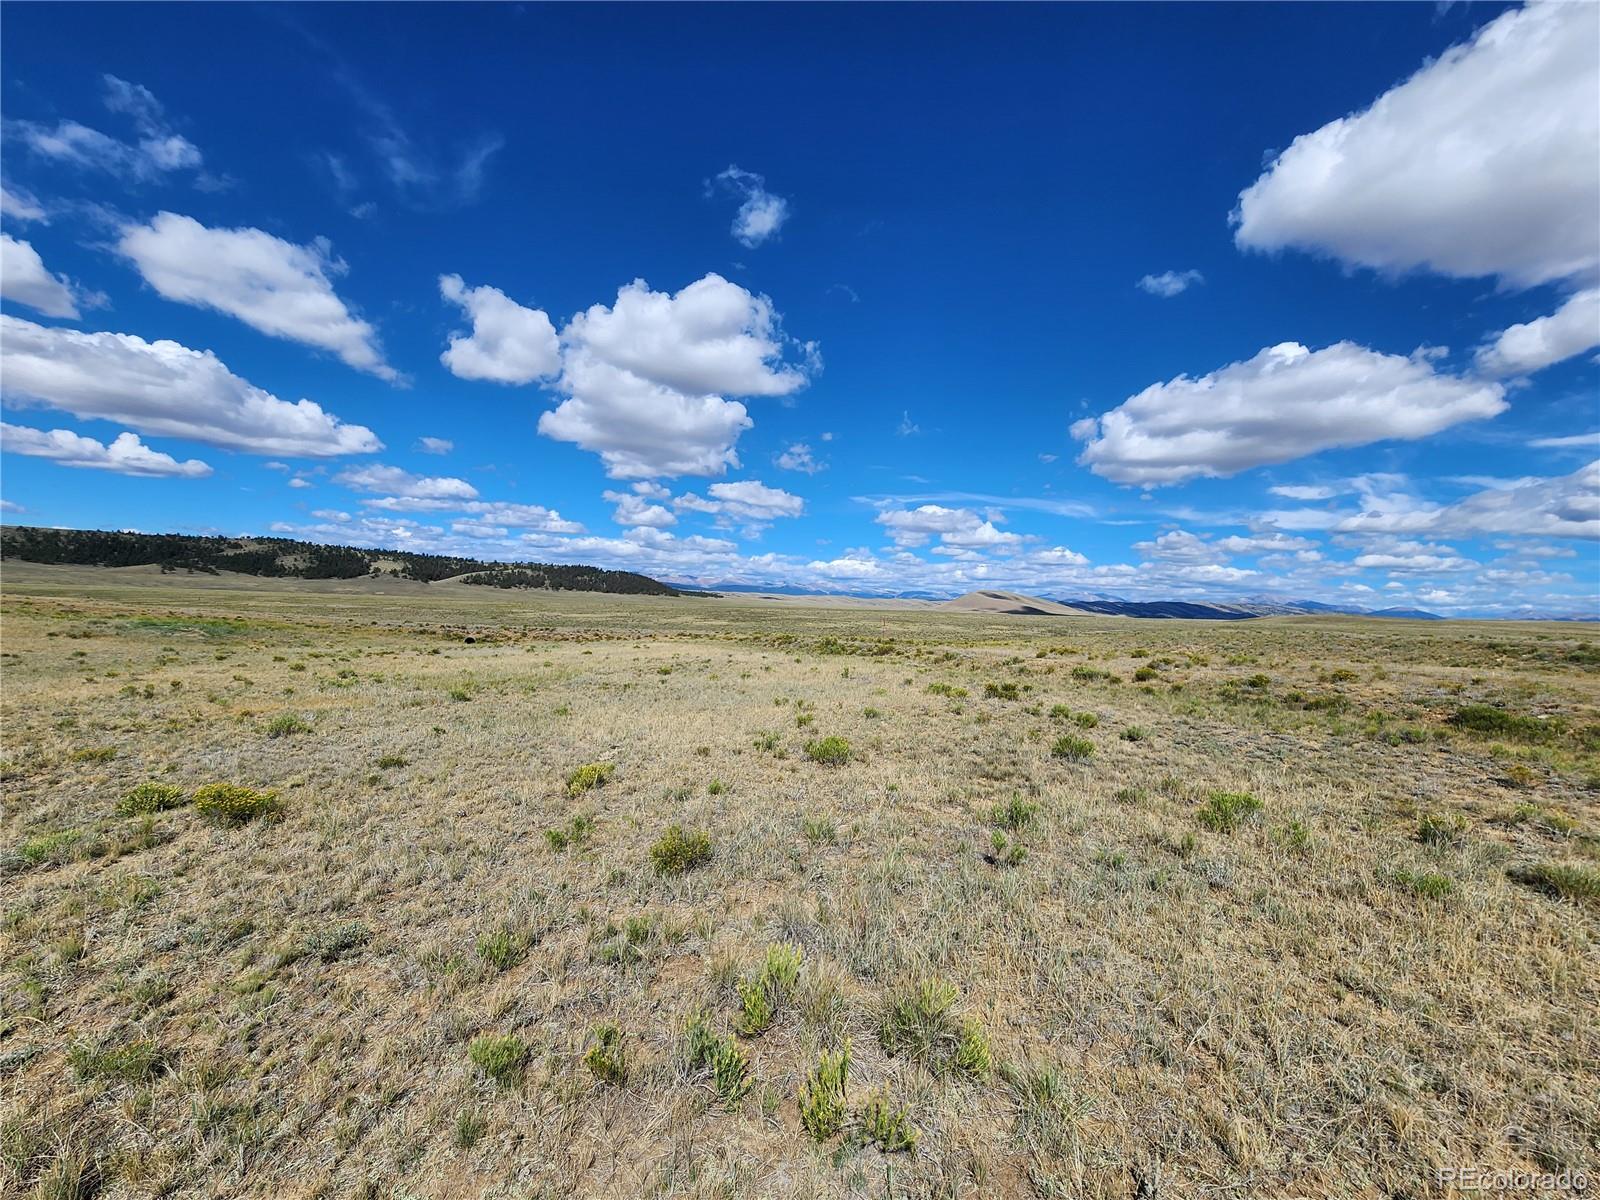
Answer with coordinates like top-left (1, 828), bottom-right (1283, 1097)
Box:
top-left (1, 2), bottom-right (1596, 615)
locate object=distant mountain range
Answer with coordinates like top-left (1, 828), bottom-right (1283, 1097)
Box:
top-left (701, 581), bottom-right (1455, 620)
top-left (940, 588), bottom-right (1448, 621)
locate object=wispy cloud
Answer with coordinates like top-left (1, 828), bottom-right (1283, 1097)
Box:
top-left (1136, 269), bottom-right (1204, 298)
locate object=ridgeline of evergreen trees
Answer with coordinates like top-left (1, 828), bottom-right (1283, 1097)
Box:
top-left (0, 526), bottom-right (682, 596)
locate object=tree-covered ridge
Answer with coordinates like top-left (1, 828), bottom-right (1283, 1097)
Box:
top-left (0, 526), bottom-right (682, 595)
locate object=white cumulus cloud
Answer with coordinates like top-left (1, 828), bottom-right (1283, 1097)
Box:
top-left (876, 504), bottom-right (1024, 552)
top-left (1073, 341), bottom-right (1506, 486)
top-left (1, 421), bottom-right (211, 478)
top-left (539, 273), bottom-right (814, 478)
top-left (334, 464), bottom-right (478, 500)
top-left (1232, 1), bottom-right (1600, 290)
top-left (439, 274), bottom-right (560, 384)
top-left (0, 315), bottom-right (381, 457)
top-left (1476, 287), bottom-right (1600, 376)
top-left (117, 213), bottom-right (396, 381)
top-left (605, 488), bottom-right (678, 528)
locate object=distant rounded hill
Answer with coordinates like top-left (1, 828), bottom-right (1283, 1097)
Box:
top-left (942, 589), bottom-right (1447, 621)
top-left (942, 590), bottom-right (1088, 617)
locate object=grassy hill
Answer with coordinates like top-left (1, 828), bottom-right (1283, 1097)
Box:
top-left (0, 525), bottom-right (682, 596)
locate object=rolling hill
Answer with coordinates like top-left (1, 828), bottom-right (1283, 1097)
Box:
top-left (0, 526), bottom-right (683, 597)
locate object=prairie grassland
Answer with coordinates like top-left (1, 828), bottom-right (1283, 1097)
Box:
top-left (1, 566), bottom-right (1597, 1199)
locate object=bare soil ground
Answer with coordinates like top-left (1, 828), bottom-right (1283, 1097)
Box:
top-left (2, 565), bottom-right (1596, 1199)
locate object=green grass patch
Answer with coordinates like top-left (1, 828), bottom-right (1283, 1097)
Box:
top-left (1197, 791), bottom-right (1261, 833)
top-left (468, 1034), bottom-right (528, 1086)
top-left (804, 736), bottom-right (851, 765)
top-left (1508, 862), bottom-right (1600, 906)
top-left (650, 825), bottom-right (712, 876)
top-left (17, 829), bottom-right (82, 866)
top-left (67, 1036), bottom-right (165, 1083)
top-left (265, 713), bottom-right (310, 738)
top-left (1050, 735), bottom-right (1094, 762)
top-left (583, 1024), bottom-right (627, 1084)
top-left (1448, 704), bottom-right (1562, 744)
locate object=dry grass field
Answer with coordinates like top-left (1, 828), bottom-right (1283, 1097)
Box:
top-left (2, 565), bottom-right (1597, 1199)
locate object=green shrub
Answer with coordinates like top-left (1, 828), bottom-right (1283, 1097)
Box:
top-left (760, 942), bottom-right (803, 1001)
top-left (375, 754), bottom-right (408, 769)
top-left (468, 1034), bottom-right (528, 1086)
top-left (684, 1010), bottom-right (751, 1108)
top-left (1284, 819), bottom-right (1312, 853)
top-left (1197, 790), bottom-right (1261, 833)
top-left (927, 682), bottom-right (969, 699)
top-left (193, 783), bottom-right (279, 825)
top-left (566, 762), bottom-right (614, 797)
top-left (736, 943), bottom-right (803, 1036)
top-left (804, 736), bottom-right (851, 765)
top-left (650, 825), bottom-right (712, 876)
top-left (954, 1018), bottom-right (992, 1078)
top-left (303, 920), bottom-right (370, 961)
top-left (798, 1041), bottom-right (850, 1141)
top-left (1073, 712), bottom-right (1099, 729)
top-left (1120, 726), bottom-right (1148, 742)
top-left (736, 977), bottom-right (774, 1037)
top-left (1050, 735), bottom-right (1093, 762)
top-left (984, 681), bottom-right (1021, 701)
top-left (1448, 704), bottom-right (1560, 743)
top-left (118, 781), bottom-right (187, 815)
top-left (860, 1089), bottom-right (919, 1153)
top-left (583, 1024), bottom-right (627, 1084)
top-left (265, 713), bottom-right (310, 738)
top-left (877, 976), bottom-right (989, 1077)
top-left (988, 830), bottom-right (1027, 868)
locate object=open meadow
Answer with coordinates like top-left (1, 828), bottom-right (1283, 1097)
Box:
top-left (2, 566), bottom-right (1597, 1199)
